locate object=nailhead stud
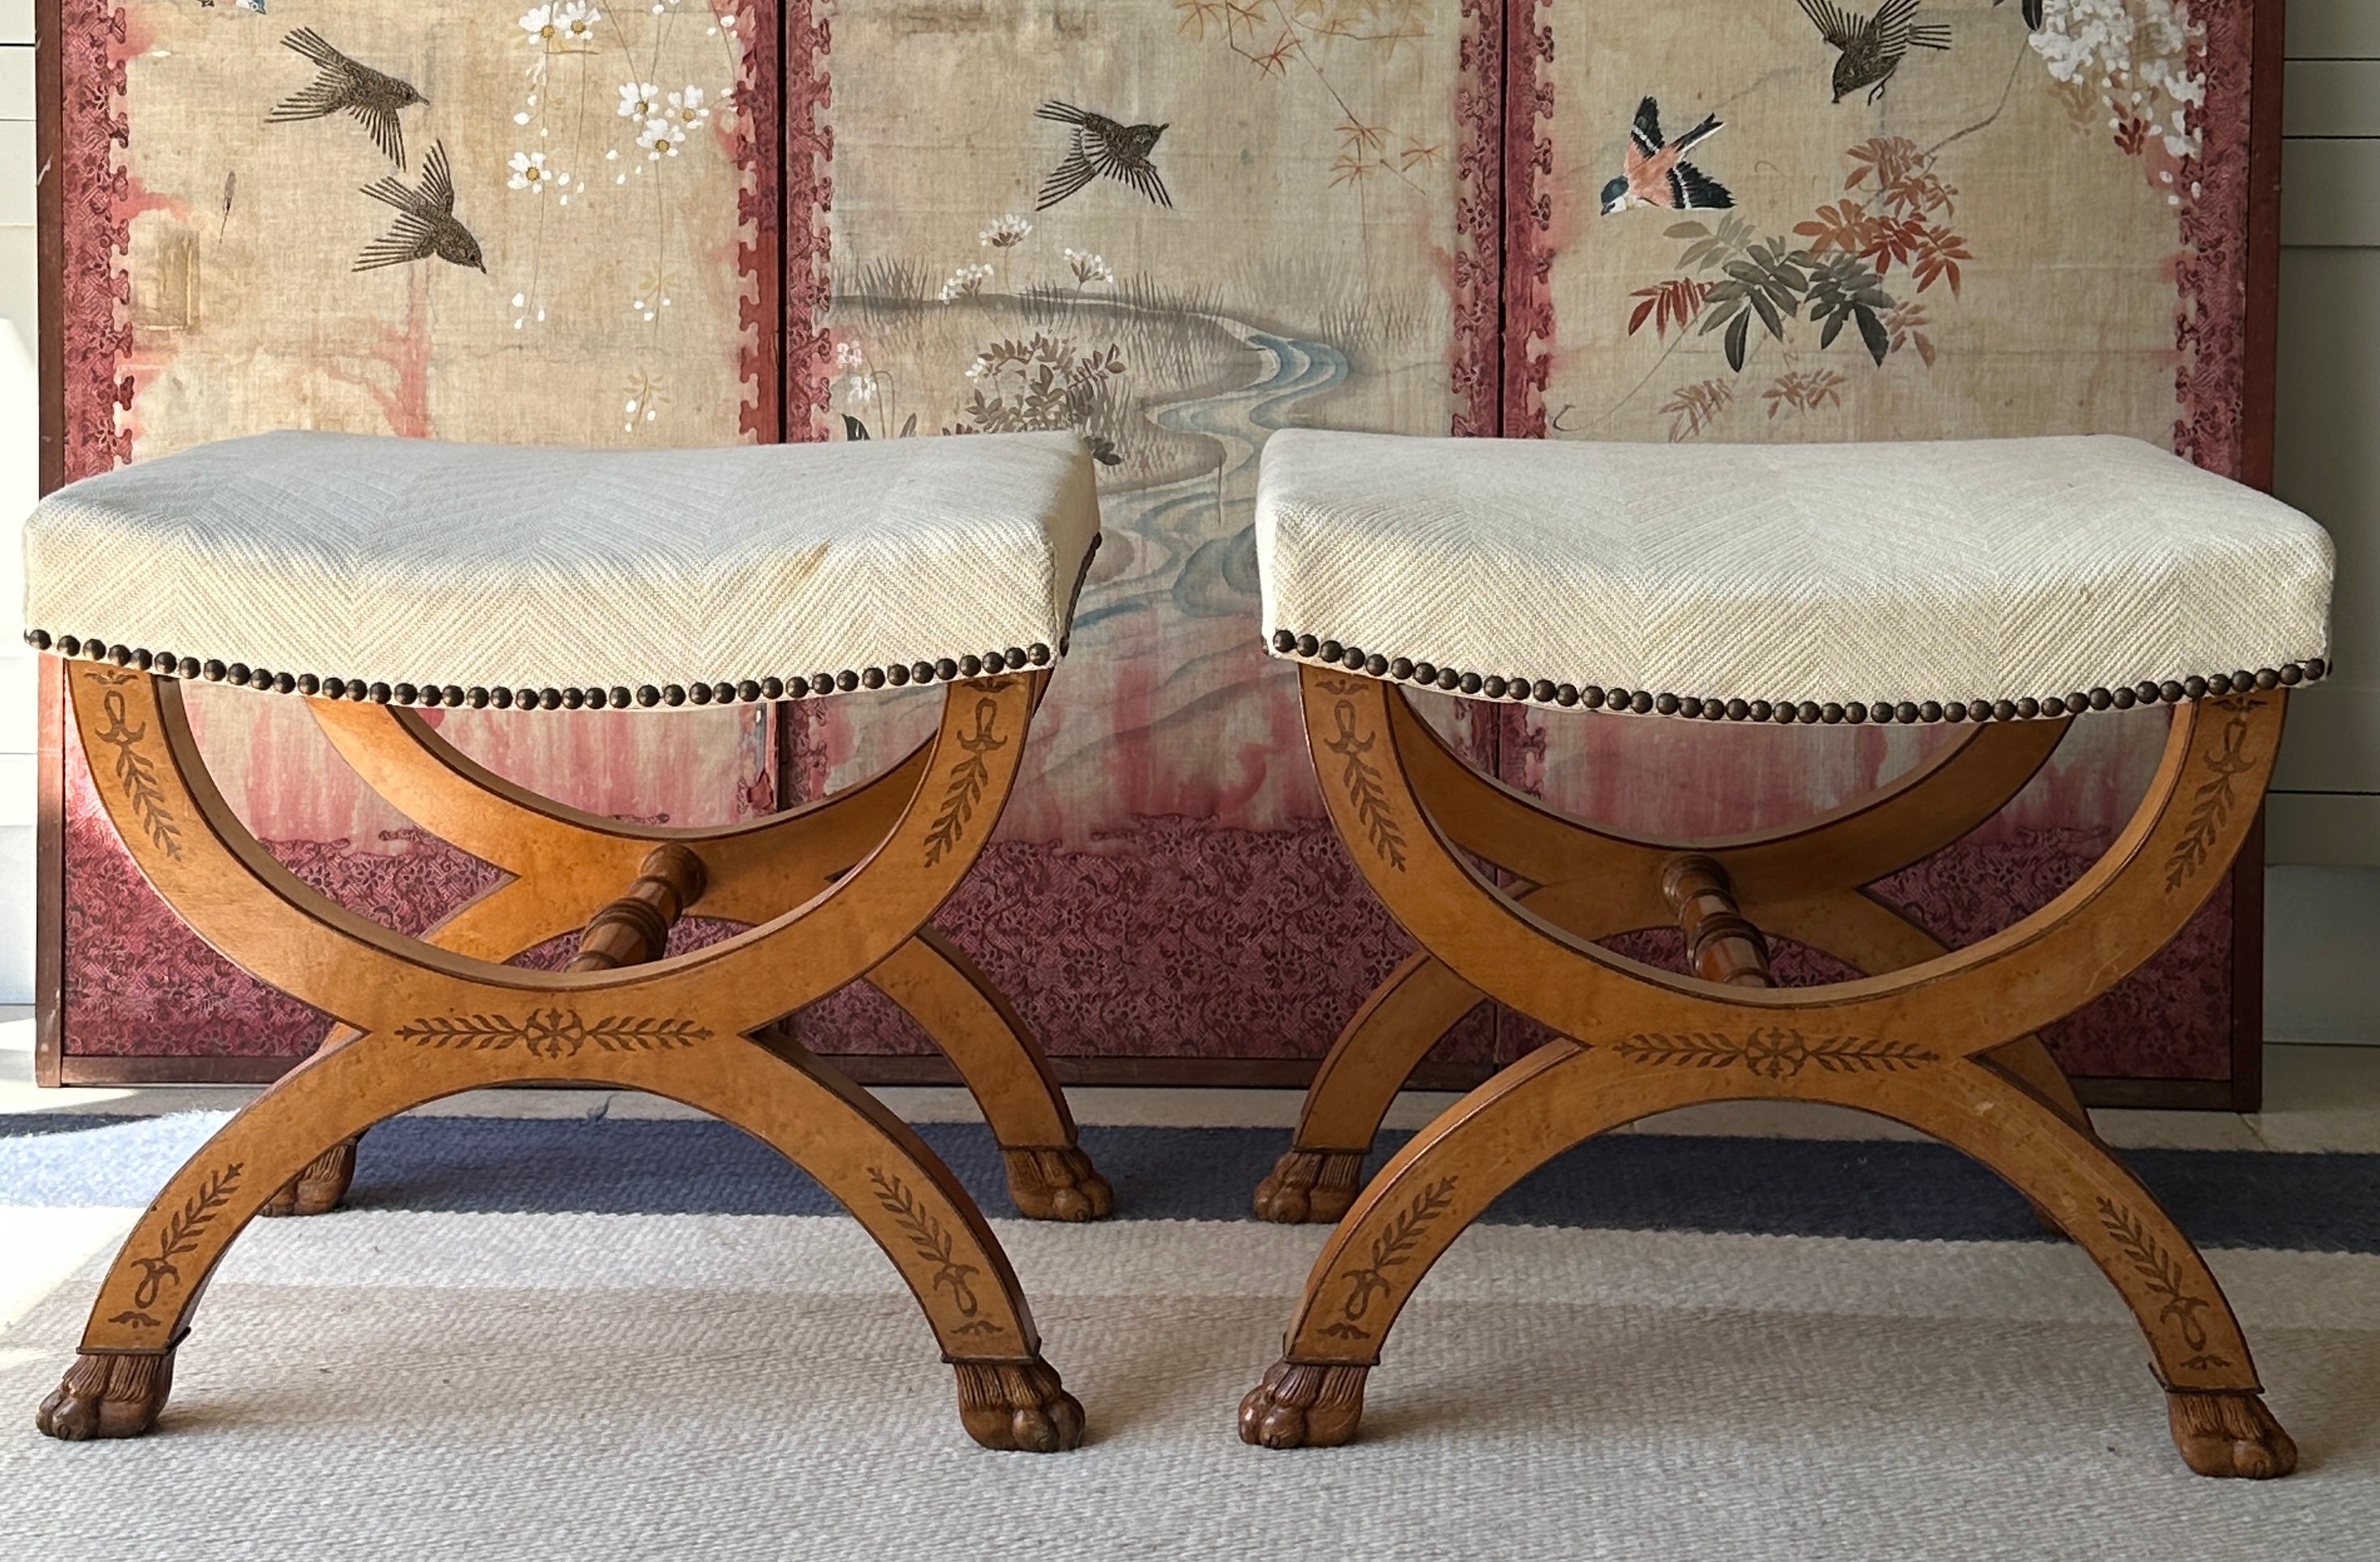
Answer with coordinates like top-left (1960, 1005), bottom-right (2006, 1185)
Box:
top-left (1029, 644), bottom-right (1052, 666)
top-left (1745, 700), bottom-right (1769, 722)
top-left (958, 656), bottom-right (982, 678)
top-left (2255, 669), bottom-right (2278, 690)
top-left (562, 688), bottom-right (586, 709)
top-left (690, 682), bottom-right (714, 705)
top-left (635, 685), bottom-right (660, 708)
top-left (1274, 630), bottom-right (1296, 653)
top-left (1414, 661), bottom-right (1437, 684)
top-left (860, 668), bottom-right (885, 690)
top-left (1366, 654), bottom-right (1389, 676)
top-left (1393, 658), bottom-right (1416, 681)
top-left (2205, 673), bottom-right (2231, 695)
top-left (27, 631), bottom-right (47, 650)
top-left (1628, 692), bottom-right (1651, 714)
top-left (2014, 697), bottom-right (2037, 719)
top-left (2157, 680), bottom-right (2183, 703)
top-left (1482, 675), bottom-right (1509, 698)
top-left (1845, 702), bottom-right (1867, 724)
top-left (1004, 648), bottom-right (1029, 670)
top-left (2111, 687), bottom-right (2136, 709)
top-left (1559, 685), bottom-right (1582, 708)
top-left (935, 660), bottom-right (958, 683)
top-left (1798, 701), bottom-right (1823, 724)
top-left (2089, 688), bottom-right (2112, 709)
top-left (1319, 640), bottom-right (1343, 662)
top-left (1581, 686), bottom-right (1607, 710)
top-left (1458, 672), bottom-right (1482, 694)
top-left (1655, 692), bottom-right (1680, 715)
top-left (2280, 664), bottom-right (2303, 686)
top-left (2307, 658), bottom-right (2327, 680)
top-left (888, 665), bottom-right (911, 688)
top-left (1297, 635), bottom-right (1319, 657)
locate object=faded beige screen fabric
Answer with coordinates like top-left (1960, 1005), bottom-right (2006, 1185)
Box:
top-left (1256, 432), bottom-right (2334, 713)
top-left (23, 430), bottom-right (1102, 699)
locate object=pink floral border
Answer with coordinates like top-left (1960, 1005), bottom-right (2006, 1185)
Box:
top-left (55, 0), bottom-right (132, 482)
top-left (1448, 0), bottom-right (1506, 438)
top-left (781, 0), bottom-right (835, 442)
top-left (1499, 0), bottom-right (1554, 438)
top-left (2172, 0), bottom-right (2257, 479)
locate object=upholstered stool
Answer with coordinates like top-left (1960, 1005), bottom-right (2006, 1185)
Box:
top-left (1238, 431), bottom-right (2332, 1477)
top-left (25, 429), bottom-right (1108, 1451)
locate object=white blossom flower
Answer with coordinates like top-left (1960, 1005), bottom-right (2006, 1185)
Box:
top-left (834, 340), bottom-right (867, 370)
top-left (964, 353), bottom-right (994, 380)
top-left (556, 2), bottom-right (601, 45)
top-left (638, 118), bottom-right (683, 159)
top-left (979, 214), bottom-right (1033, 249)
top-left (1064, 248), bottom-right (1114, 286)
top-left (937, 263), bottom-right (994, 302)
top-left (845, 375), bottom-right (877, 405)
top-left (519, 5), bottom-right (556, 40)
top-left (666, 87), bottom-right (711, 131)
top-left (508, 150), bottom-right (557, 193)
top-left (617, 81), bottom-right (660, 119)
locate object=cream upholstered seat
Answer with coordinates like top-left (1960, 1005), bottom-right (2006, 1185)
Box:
top-left (1256, 430), bottom-right (2333, 722)
top-left (22, 429), bottom-right (1101, 709)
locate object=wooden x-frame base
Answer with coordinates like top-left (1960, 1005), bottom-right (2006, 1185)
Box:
top-left (37, 662), bottom-right (1101, 1452)
top-left (1241, 666), bottom-right (2298, 1479)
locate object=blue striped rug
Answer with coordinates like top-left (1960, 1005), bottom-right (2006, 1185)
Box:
top-left (6, 1111), bottom-right (2377, 1249)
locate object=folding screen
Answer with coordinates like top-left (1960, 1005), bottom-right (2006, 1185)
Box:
top-left (38, 0), bottom-right (2281, 1103)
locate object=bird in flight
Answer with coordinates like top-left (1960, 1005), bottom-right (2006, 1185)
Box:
top-left (1997, 0), bottom-right (2044, 27)
top-left (1600, 97), bottom-right (1734, 215)
top-left (270, 28), bottom-right (426, 169)
top-left (353, 142), bottom-right (484, 273)
top-left (1034, 102), bottom-right (1172, 210)
top-left (1794, 0), bottom-right (1953, 104)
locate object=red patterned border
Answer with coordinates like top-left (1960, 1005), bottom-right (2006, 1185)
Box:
top-left (57, 0), bottom-right (132, 481)
top-left (2172, 0), bottom-right (2256, 480)
top-left (782, 0), bottom-right (835, 442)
top-left (1500, 0), bottom-right (1554, 438)
top-left (733, 1), bottom-right (784, 442)
top-left (1448, 0), bottom-right (1504, 437)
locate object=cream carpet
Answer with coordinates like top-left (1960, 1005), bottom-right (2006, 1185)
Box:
top-left (3, 1212), bottom-right (2378, 1559)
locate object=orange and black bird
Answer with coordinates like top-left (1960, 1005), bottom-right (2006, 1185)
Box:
top-left (1794, 0), bottom-right (1953, 104)
top-left (354, 142), bottom-right (484, 273)
top-left (270, 28), bottom-right (425, 169)
top-left (1600, 97), bottom-right (1733, 215)
top-left (1034, 101), bottom-right (1172, 210)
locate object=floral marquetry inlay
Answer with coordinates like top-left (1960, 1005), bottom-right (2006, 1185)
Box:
top-left (1616, 1028), bottom-right (1939, 1080)
top-left (395, 1008), bottom-right (712, 1058)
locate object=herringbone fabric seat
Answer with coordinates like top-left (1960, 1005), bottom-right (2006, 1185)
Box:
top-left (21, 430), bottom-right (1101, 708)
top-left (1255, 430), bottom-right (2332, 722)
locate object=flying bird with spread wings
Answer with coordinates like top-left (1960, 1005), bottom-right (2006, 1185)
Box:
top-left (354, 142), bottom-right (485, 273)
top-left (1034, 101), bottom-right (1173, 210)
top-left (1794, 0), bottom-right (1953, 104)
top-left (1600, 97), bottom-right (1734, 215)
top-left (270, 28), bottom-right (426, 169)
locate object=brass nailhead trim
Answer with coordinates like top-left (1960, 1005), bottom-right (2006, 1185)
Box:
top-left (23, 630), bottom-right (1057, 709)
top-left (1265, 629), bottom-right (2328, 726)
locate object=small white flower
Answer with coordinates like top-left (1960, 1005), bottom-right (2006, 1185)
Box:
top-left (834, 340), bottom-right (867, 370)
top-left (508, 150), bottom-right (555, 193)
top-left (964, 353), bottom-right (994, 380)
top-left (617, 81), bottom-right (659, 119)
top-left (557, 2), bottom-right (600, 44)
top-left (518, 5), bottom-right (556, 40)
top-left (937, 263), bottom-right (994, 302)
top-left (979, 213), bottom-right (1033, 249)
top-left (846, 376), bottom-right (877, 405)
top-left (1064, 248), bottom-right (1114, 286)
top-left (667, 87), bottom-right (711, 129)
top-left (638, 119), bottom-right (683, 159)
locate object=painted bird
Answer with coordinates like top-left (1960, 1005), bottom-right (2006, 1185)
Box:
top-left (1794, 0), bottom-right (1954, 104)
top-left (353, 142), bottom-right (484, 273)
top-left (1996, 0), bottom-right (2044, 28)
top-left (1034, 101), bottom-right (1172, 210)
top-left (1600, 98), bottom-right (1733, 215)
top-left (269, 28), bottom-right (425, 169)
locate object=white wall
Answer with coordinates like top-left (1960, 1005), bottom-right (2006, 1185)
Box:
top-left (0, 0), bottom-right (36, 1005)
top-left (2270, 0), bottom-right (2380, 863)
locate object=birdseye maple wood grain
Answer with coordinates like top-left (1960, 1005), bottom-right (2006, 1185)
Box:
top-left (35, 662), bottom-right (1098, 1451)
top-left (1244, 665), bottom-right (2298, 1479)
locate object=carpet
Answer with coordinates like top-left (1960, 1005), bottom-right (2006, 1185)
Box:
top-left (2, 1114), bottom-right (2377, 1558)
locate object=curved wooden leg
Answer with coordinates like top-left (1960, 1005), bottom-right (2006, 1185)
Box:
top-left (867, 930), bottom-right (1111, 1222)
top-left (1254, 951), bottom-right (1484, 1223)
top-left (36, 1025), bottom-right (1084, 1453)
top-left (1241, 1039), bottom-right (2290, 1476)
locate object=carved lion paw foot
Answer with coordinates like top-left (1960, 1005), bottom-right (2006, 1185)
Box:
top-left (260, 1137), bottom-right (360, 1218)
top-left (1001, 1146), bottom-right (1114, 1222)
top-left (1252, 1149), bottom-right (1365, 1224)
top-left (954, 1359), bottom-right (1086, 1452)
top-left (1238, 1359), bottom-right (1369, 1448)
top-left (35, 1350), bottom-right (175, 1441)
top-left (2167, 1390), bottom-right (2298, 1478)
